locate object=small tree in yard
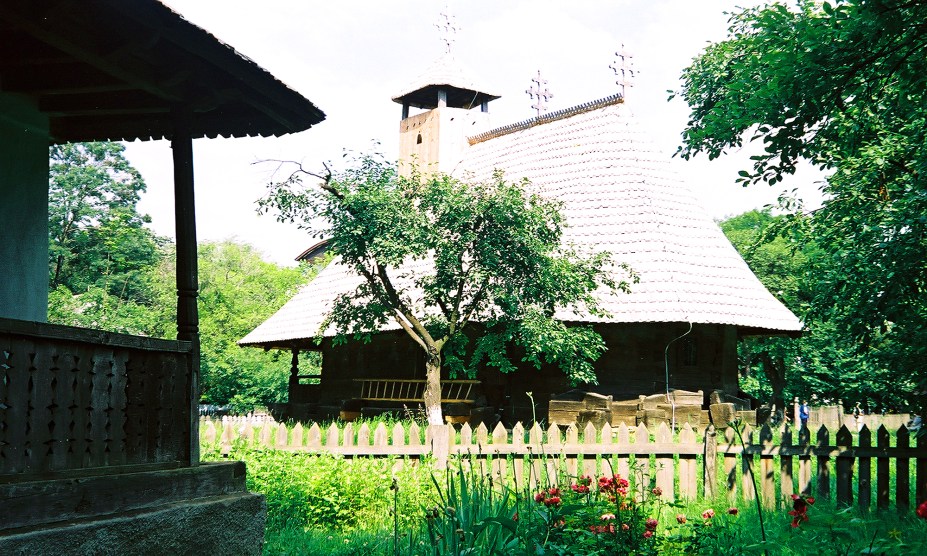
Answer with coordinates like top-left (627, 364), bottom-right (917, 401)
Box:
top-left (258, 156), bottom-right (633, 425)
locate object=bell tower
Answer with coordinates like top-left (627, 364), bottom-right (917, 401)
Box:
top-left (392, 8), bottom-right (499, 175)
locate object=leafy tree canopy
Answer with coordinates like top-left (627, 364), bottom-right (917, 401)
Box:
top-left (677, 1), bottom-right (927, 411)
top-left (722, 208), bottom-right (920, 413)
top-left (48, 142), bottom-right (162, 303)
top-left (259, 156), bottom-right (632, 423)
top-left (189, 241), bottom-right (315, 410)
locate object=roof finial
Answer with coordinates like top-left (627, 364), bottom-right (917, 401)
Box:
top-left (526, 70), bottom-right (553, 117)
top-left (435, 1), bottom-right (458, 55)
top-left (609, 44), bottom-right (636, 99)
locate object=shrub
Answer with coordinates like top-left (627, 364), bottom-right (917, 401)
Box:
top-left (205, 446), bottom-right (432, 532)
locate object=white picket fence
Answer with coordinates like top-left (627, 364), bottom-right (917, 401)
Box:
top-left (201, 416), bottom-right (927, 511)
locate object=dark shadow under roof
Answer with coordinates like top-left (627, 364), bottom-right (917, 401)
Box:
top-left (1, 0), bottom-right (325, 143)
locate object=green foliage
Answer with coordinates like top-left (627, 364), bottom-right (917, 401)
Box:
top-left (721, 208), bottom-right (921, 411)
top-left (47, 284), bottom-right (162, 336)
top-left (258, 155), bottom-right (630, 415)
top-left (721, 209), bottom-right (808, 408)
top-left (680, 1), bottom-right (927, 412)
top-left (145, 241), bottom-right (317, 411)
top-left (192, 241), bottom-right (312, 410)
top-left (203, 446), bottom-right (432, 534)
top-left (48, 142), bottom-right (162, 303)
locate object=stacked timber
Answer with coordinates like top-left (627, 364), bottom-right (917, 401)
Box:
top-left (549, 390), bottom-right (613, 427)
top-left (549, 389), bottom-right (705, 428)
top-left (708, 390), bottom-right (756, 426)
top-left (637, 390), bottom-right (704, 428)
top-left (610, 401), bottom-right (638, 427)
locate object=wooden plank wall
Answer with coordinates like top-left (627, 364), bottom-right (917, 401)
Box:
top-left (0, 324), bottom-right (193, 477)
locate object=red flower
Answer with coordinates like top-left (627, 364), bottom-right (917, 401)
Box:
top-left (676, 514), bottom-right (687, 524)
top-left (917, 500), bottom-right (927, 519)
top-left (651, 487), bottom-right (662, 497)
top-left (643, 530), bottom-right (654, 538)
top-left (788, 494), bottom-right (814, 527)
top-left (701, 509), bottom-right (715, 520)
top-left (789, 512), bottom-right (809, 528)
top-left (728, 508), bottom-right (739, 516)
top-left (571, 483), bottom-right (590, 494)
top-left (598, 474), bottom-right (629, 494)
top-left (535, 488), bottom-right (563, 507)
top-left (645, 518), bottom-right (658, 531)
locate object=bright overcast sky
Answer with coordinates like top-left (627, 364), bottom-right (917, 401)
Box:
top-left (128, 0), bottom-right (822, 266)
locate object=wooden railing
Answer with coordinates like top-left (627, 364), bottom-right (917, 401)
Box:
top-left (0, 318), bottom-right (194, 478)
top-left (202, 418), bottom-right (927, 512)
top-left (353, 378), bottom-right (479, 404)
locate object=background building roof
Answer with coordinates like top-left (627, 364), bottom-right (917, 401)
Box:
top-left (241, 95), bottom-right (802, 349)
top-left (460, 95), bottom-right (802, 333)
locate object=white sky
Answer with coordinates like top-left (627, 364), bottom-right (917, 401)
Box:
top-left (128, 0), bottom-right (822, 266)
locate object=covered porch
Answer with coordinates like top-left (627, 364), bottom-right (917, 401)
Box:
top-left (0, 1), bottom-right (323, 552)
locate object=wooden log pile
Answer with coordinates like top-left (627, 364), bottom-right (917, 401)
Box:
top-left (549, 389), bottom-right (707, 428)
top-left (708, 390), bottom-right (757, 427)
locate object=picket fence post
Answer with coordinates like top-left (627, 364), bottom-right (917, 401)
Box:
top-left (703, 424), bottom-right (717, 499)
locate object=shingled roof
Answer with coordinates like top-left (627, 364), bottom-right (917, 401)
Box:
top-left (391, 53), bottom-right (500, 110)
top-left (240, 95), bottom-right (802, 349)
top-left (460, 95), bottom-right (801, 332)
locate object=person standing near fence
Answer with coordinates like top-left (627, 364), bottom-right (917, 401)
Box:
top-left (853, 401), bottom-right (864, 432)
top-left (800, 400), bottom-right (810, 430)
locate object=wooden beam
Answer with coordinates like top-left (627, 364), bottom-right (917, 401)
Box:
top-left (0, 64), bottom-right (131, 95)
top-left (171, 109), bottom-right (200, 465)
top-left (38, 91), bottom-right (169, 117)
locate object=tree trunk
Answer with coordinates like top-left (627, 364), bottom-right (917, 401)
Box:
top-left (759, 352), bottom-right (786, 411)
top-left (423, 348), bottom-right (443, 426)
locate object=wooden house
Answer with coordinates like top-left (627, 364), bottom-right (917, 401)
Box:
top-left (0, 1), bottom-right (323, 553)
top-left (241, 52), bottom-right (801, 425)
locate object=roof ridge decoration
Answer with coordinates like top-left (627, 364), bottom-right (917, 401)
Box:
top-left (435, 1), bottom-right (459, 55)
top-left (610, 43), bottom-right (636, 99)
top-left (526, 70), bottom-right (554, 117)
top-left (468, 93), bottom-right (623, 145)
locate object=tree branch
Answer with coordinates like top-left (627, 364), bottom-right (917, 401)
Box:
top-left (256, 159), bottom-right (340, 199)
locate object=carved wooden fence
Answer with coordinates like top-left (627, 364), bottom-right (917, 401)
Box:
top-left (202, 417), bottom-right (926, 511)
top-left (0, 318), bottom-right (195, 477)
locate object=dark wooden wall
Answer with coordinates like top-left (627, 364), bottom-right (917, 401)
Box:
top-left (0, 318), bottom-right (193, 478)
top-left (310, 323), bottom-right (739, 423)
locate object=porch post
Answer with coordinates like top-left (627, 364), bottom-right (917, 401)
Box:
top-left (172, 110), bottom-right (200, 465)
top-left (289, 349), bottom-right (300, 399)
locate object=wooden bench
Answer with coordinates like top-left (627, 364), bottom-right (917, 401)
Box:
top-left (353, 378), bottom-right (480, 404)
